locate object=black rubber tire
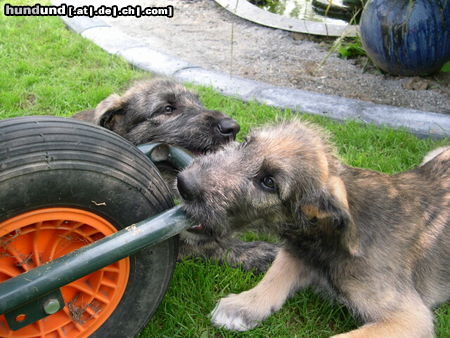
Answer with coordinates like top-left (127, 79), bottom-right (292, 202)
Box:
top-left (0, 116), bottom-right (177, 338)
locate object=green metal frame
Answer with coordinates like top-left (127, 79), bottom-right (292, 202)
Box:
top-left (139, 142), bottom-right (195, 170)
top-left (5, 289), bottom-right (65, 331)
top-left (0, 143), bottom-right (194, 329)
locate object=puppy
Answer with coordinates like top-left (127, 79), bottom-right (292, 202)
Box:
top-left (73, 78), bottom-right (239, 153)
top-left (178, 120), bottom-right (449, 337)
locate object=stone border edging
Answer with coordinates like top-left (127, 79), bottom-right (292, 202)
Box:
top-left (57, 13), bottom-right (450, 139)
top-left (214, 0), bottom-right (358, 37)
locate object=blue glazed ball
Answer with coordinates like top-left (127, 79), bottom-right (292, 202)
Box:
top-left (360, 0), bottom-right (450, 76)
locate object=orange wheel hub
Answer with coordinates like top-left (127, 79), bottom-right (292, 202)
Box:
top-left (0, 208), bottom-right (130, 338)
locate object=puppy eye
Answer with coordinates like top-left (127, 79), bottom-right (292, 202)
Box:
top-left (164, 105), bottom-right (175, 113)
top-left (260, 176), bottom-right (276, 192)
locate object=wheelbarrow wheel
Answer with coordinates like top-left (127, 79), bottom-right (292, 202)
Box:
top-left (0, 116), bottom-right (177, 338)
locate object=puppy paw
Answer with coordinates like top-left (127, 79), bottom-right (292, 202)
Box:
top-left (210, 292), bottom-right (272, 331)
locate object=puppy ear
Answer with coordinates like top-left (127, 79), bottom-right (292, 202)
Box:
top-left (301, 176), bottom-right (361, 256)
top-left (93, 94), bottom-right (126, 133)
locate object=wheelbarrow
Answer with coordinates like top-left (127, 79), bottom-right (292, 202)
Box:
top-left (0, 116), bottom-right (195, 337)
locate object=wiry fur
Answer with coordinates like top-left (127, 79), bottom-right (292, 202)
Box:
top-left (73, 78), bottom-right (238, 152)
top-left (178, 119), bottom-right (450, 336)
top-left (73, 78), bottom-right (278, 272)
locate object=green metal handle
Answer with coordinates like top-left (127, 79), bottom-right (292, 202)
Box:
top-left (0, 206), bottom-right (191, 315)
top-left (138, 143), bottom-right (194, 170)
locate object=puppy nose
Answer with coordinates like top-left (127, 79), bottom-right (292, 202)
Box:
top-left (177, 172), bottom-right (201, 201)
top-left (218, 118), bottom-right (240, 139)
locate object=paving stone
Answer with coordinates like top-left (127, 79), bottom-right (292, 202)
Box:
top-left (82, 27), bottom-right (145, 54)
top-left (174, 68), bottom-right (268, 98)
top-left (59, 16), bottom-right (110, 34)
top-left (255, 87), bottom-right (450, 138)
top-left (119, 47), bottom-right (194, 76)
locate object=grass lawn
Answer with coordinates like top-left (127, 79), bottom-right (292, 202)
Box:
top-left (1, 3), bottom-right (449, 337)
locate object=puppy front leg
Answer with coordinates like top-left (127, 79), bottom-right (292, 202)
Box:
top-left (210, 248), bottom-right (311, 331)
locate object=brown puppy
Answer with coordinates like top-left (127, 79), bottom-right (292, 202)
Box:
top-left (73, 78), bottom-right (239, 152)
top-left (178, 120), bottom-right (449, 337)
top-left (73, 78), bottom-right (279, 272)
